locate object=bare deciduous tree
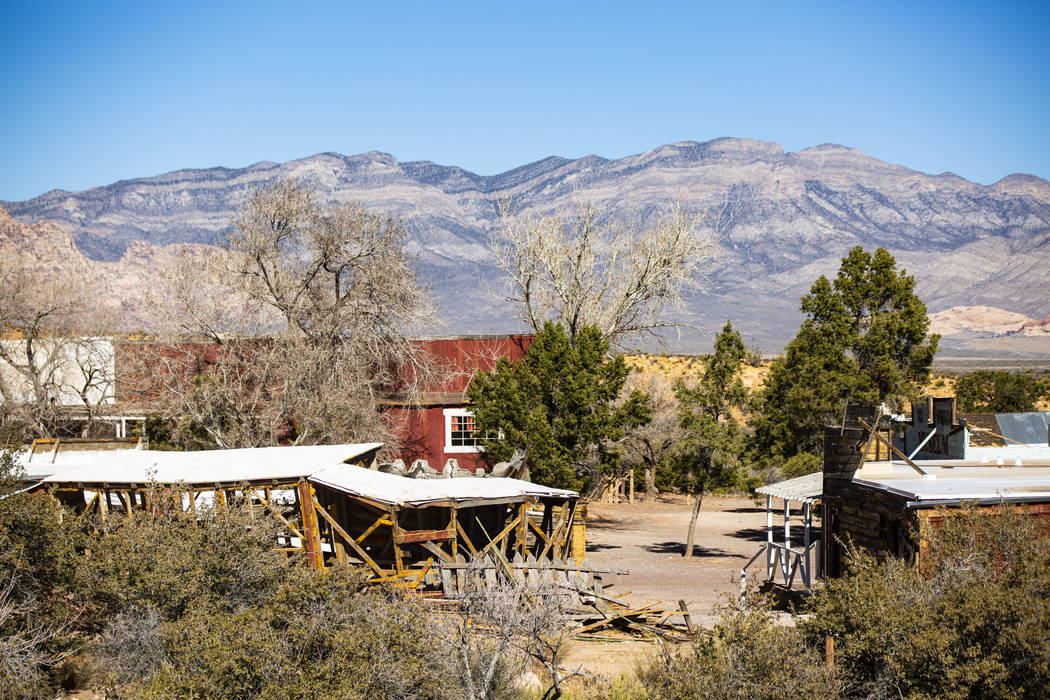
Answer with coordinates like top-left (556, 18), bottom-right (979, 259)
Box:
top-left (0, 253), bottom-right (115, 440)
top-left (137, 179), bottom-right (434, 449)
top-left (491, 198), bottom-right (714, 346)
top-left (622, 372), bottom-right (683, 501)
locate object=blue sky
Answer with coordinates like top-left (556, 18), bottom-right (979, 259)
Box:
top-left (1, 1), bottom-right (1048, 201)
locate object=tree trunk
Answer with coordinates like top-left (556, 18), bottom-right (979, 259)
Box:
top-left (644, 465), bottom-right (657, 501)
top-left (683, 488), bottom-right (705, 559)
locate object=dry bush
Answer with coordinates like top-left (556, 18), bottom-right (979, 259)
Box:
top-left (638, 596), bottom-right (839, 699)
top-left (442, 559), bottom-right (587, 700)
top-left (0, 248), bottom-right (116, 441)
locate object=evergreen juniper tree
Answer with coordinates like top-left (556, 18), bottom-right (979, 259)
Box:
top-left (675, 321), bottom-right (752, 558)
top-left (466, 322), bottom-right (650, 491)
top-left (752, 246), bottom-right (938, 464)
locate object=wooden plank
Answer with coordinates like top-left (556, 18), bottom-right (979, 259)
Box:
top-left (297, 482), bottom-right (323, 569)
top-left (395, 528), bottom-right (455, 544)
top-left (248, 488), bottom-right (305, 541)
top-left (310, 496), bottom-right (386, 577)
top-left (478, 512), bottom-right (522, 556)
top-left (420, 540), bottom-right (453, 563)
top-left (455, 521), bottom-right (480, 557)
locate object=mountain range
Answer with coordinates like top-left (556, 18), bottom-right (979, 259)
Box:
top-left (4, 138), bottom-right (1050, 354)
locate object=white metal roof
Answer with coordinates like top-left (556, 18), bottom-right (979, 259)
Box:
top-left (756, 471), bottom-right (823, 504)
top-left (310, 463), bottom-right (578, 506)
top-left (22, 444), bottom-right (383, 486)
top-left (19, 444), bottom-right (578, 506)
top-left (854, 457), bottom-right (1050, 503)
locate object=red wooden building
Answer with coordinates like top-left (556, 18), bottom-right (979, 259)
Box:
top-left (108, 334), bottom-right (532, 472)
top-left (384, 334), bottom-right (532, 473)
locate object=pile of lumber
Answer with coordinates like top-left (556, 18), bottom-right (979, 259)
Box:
top-left (436, 553), bottom-right (692, 641)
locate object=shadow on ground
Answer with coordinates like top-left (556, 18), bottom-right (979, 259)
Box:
top-left (586, 543), bottom-right (621, 552)
top-left (729, 527), bottom-right (822, 545)
top-left (643, 541), bottom-right (741, 557)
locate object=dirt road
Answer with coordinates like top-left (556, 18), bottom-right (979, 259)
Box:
top-left (582, 493), bottom-right (769, 626)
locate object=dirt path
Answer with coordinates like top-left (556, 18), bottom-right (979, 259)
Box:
top-left (582, 493), bottom-right (768, 626)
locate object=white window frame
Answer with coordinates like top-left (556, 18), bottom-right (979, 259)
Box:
top-left (443, 408), bottom-right (482, 453)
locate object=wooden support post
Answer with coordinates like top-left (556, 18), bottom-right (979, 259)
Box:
top-left (765, 494), bottom-right (773, 579)
top-left (803, 502), bottom-right (812, 587)
top-left (825, 636), bottom-right (834, 667)
top-left (390, 509), bottom-right (405, 579)
top-left (629, 471), bottom-right (635, 503)
top-left (297, 481), bottom-right (323, 569)
top-left (517, 502), bottom-right (529, 558)
top-left (571, 502), bottom-right (586, 565)
top-left (783, 498), bottom-right (791, 581)
top-left (99, 490), bottom-right (109, 521)
top-left (678, 599), bottom-right (695, 634)
top-left (450, 506), bottom-right (458, 559)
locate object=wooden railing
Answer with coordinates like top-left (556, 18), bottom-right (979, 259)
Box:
top-left (740, 538), bottom-right (822, 592)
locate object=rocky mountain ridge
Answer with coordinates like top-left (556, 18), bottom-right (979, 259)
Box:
top-left (4, 138), bottom-right (1050, 353)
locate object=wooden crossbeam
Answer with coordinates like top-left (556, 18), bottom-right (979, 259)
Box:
top-left (455, 521), bottom-right (479, 557)
top-left (74, 491), bottom-right (99, 523)
top-left (859, 418), bottom-right (927, 476)
top-left (539, 506), bottom-right (571, 561)
top-left (479, 512), bottom-right (522, 557)
top-left (356, 513), bottom-right (393, 543)
top-left (395, 528), bottom-right (455, 545)
top-left (310, 496), bottom-right (385, 578)
top-left (247, 488), bottom-right (305, 541)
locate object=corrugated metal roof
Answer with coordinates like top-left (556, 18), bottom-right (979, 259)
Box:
top-left (756, 471), bottom-right (823, 504)
top-left (995, 412), bottom-right (1050, 445)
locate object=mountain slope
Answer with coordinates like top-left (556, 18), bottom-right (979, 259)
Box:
top-left (4, 138), bottom-right (1050, 352)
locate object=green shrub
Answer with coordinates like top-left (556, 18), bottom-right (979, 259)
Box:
top-left (802, 504), bottom-right (1050, 699)
top-left (780, 452), bottom-right (822, 480)
top-left (638, 597), bottom-right (839, 699)
top-left (76, 499), bottom-right (292, 625)
top-left (954, 370), bottom-right (1046, 413)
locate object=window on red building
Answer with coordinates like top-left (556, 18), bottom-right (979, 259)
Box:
top-left (443, 408), bottom-right (482, 453)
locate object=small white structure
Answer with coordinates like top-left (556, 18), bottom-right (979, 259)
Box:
top-left (742, 471), bottom-right (823, 591)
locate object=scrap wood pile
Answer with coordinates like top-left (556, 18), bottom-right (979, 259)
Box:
top-left (436, 552), bottom-right (693, 642)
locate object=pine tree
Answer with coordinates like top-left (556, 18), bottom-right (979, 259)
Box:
top-left (466, 322), bottom-right (650, 491)
top-left (752, 246), bottom-right (939, 462)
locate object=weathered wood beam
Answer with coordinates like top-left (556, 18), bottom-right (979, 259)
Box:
top-left (394, 528), bottom-right (455, 545)
top-left (310, 495), bottom-right (385, 577)
top-left (248, 488), bottom-right (305, 541)
top-left (297, 481), bottom-right (323, 569)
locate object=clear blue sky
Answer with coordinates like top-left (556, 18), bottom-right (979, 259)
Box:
top-left (2, 1), bottom-right (1048, 201)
